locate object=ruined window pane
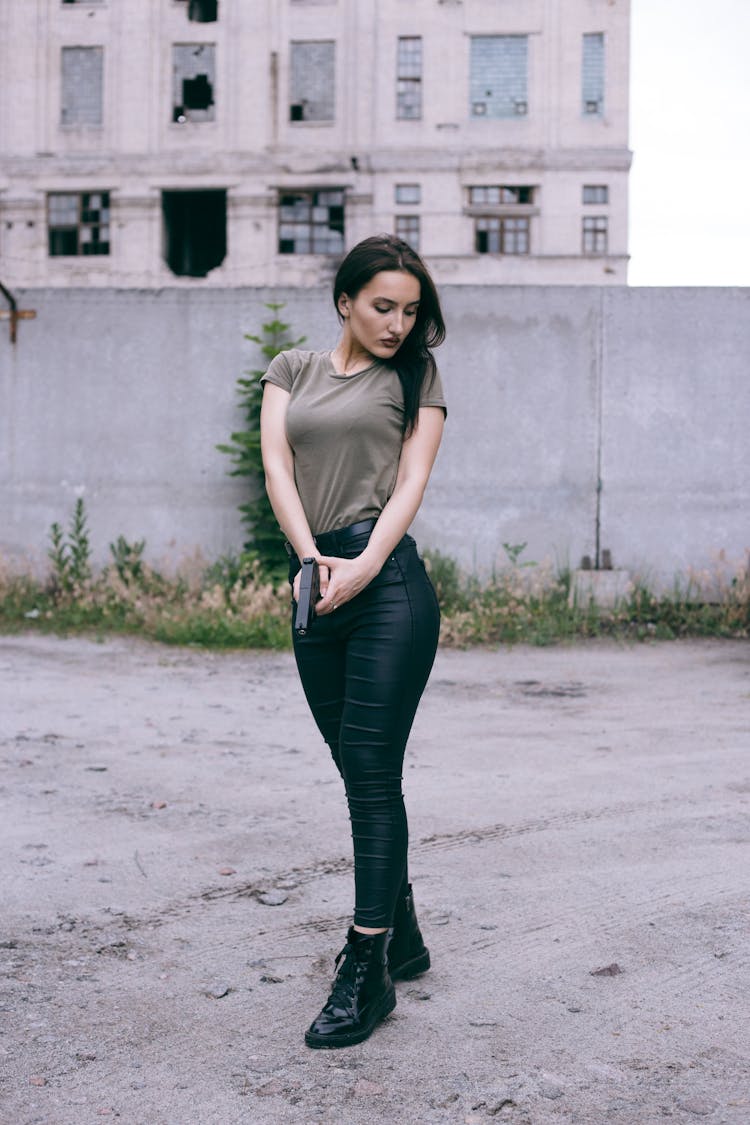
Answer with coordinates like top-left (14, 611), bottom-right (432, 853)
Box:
top-left (396, 37), bottom-right (422, 120)
top-left (583, 184), bottom-right (609, 205)
top-left (395, 215), bottom-right (420, 251)
top-left (48, 191), bottom-right (110, 256)
top-left (582, 216), bottom-right (608, 255)
top-left (470, 36), bottom-right (528, 119)
top-left (582, 33), bottom-right (605, 116)
top-left (172, 44), bottom-right (216, 123)
top-left (162, 190), bottom-right (227, 277)
top-left (61, 46), bottom-right (103, 126)
top-left (395, 184), bottom-right (420, 205)
top-left (277, 189), bottom-right (345, 254)
top-left (290, 41), bottom-right (335, 122)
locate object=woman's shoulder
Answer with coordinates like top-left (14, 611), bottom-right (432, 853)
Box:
top-left (261, 349), bottom-right (328, 390)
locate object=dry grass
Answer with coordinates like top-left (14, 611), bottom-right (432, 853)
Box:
top-left (1, 548), bottom-right (747, 650)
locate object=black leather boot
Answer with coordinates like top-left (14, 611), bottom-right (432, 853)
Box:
top-left (305, 927), bottom-right (396, 1049)
top-left (387, 883), bottom-right (431, 981)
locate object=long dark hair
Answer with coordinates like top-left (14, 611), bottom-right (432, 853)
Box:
top-left (333, 234), bottom-right (446, 436)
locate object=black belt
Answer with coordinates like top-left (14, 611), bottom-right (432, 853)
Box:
top-left (314, 518), bottom-right (377, 553)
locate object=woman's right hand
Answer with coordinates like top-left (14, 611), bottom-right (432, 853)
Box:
top-left (292, 561), bottom-right (329, 606)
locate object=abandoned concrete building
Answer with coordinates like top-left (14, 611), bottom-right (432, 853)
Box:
top-left (0, 0), bottom-right (631, 287)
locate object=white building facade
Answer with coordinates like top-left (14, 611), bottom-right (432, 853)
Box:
top-left (0, 0), bottom-right (631, 288)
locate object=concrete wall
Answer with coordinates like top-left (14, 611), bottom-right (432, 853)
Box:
top-left (1, 286), bottom-right (748, 587)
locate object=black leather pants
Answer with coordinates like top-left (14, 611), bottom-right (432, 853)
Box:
top-left (290, 525), bottom-right (440, 928)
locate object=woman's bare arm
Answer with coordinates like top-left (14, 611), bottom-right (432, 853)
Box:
top-left (259, 383), bottom-right (321, 581)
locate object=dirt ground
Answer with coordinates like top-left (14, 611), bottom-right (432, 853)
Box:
top-left (1, 633), bottom-right (748, 1125)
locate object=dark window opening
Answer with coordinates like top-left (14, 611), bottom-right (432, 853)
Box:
top-left (162, 190), bottom-right (226, 277)
top-left (48, 191), bottom-right (110, 256)
top-left (178, 0), bottom-right (218, 22)
top-left (278, 189), bottom-right (345, 254)
top-left (183, 73), bottom-right (213, 109)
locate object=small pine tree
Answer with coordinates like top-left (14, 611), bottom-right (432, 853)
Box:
top-left (217, 303), bottom-right (306, 574)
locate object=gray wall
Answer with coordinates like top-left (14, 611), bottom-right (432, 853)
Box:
top-left (1, 286), bottom-right (748, 586)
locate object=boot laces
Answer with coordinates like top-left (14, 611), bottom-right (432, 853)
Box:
top-left (326, 940), bottom-right (364, 1012)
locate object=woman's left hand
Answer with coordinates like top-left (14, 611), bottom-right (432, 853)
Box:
top-left (314, 554), bottom-right (379, 615)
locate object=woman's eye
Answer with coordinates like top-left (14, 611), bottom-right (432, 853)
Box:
top-left (375, 305), bottom-right (390, 313)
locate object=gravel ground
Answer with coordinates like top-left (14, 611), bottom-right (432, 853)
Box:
top-left (1, 633), bottom-right (748, 1125)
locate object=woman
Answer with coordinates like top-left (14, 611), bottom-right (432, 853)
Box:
top-left (260, 234), bottom-right (446, 1049)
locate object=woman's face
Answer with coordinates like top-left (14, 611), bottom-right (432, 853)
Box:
top-left (339, 270), bottom-right (421, 361)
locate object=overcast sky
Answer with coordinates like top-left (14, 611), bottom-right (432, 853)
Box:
top-left (628, 0), bottom-right (750, 285)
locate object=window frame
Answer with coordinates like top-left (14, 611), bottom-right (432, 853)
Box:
top-left (468, 185), bottom-right (534, 207)
top-left (394, 214), bottom-right (420, 251)
top-left (47, 191), bottom-right (111, 257)
top-left (289, 39), bottom-right (336, 123)
top-left (171, 42), bottom-right (217, 124)
top-left (277, 188), bottom-right (345, 255)
top-left (582, 215), bottom-right (608, 256)
top-left (396, 36), bottom-right (422, 121)
top-left (582, 32), bottom-right (605, 117)
top-left (583, 185), bottom-right (609, 205)
top-left (60, 45), bottom-right (104, 127)
top-left (469, 34), bottom-right (529, 119)
top-left (474, 215), bottom-right (530, 256)
top-left (395, 183), bottom-right (421, 205)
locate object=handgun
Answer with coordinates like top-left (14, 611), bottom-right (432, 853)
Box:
top-left (294, 557), bottom-right (320, 636)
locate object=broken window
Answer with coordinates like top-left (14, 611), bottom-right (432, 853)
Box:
top-left (394, 215), bottom-right (420, 251)
top-left (468, 185), bottom-right (533, 206)
top-left (396, 37), bottom-right (422, 120)
top-left (582, 216), bottom-right (608, 255)
top-left (475, 216), bottom-right (529, 255)
top-left (48, 192), bottom-right (110, 256)
top-left (61, 46), bottom-right (104, 126)
top-left (583, 184), bottom-right (608, 205)
top-left (395, 184), bottom-right (421, 205)
top-left (582, 33), bottom-right (605, 116)
top-left (175, 0), bottom-right (218, 22)
top-left (172, 44), bottom-right (216, 123)
top-left (162, 190), bottom-right (226, 276)
top-left (470, 35), bottom-right (528, 118)
top-left (289, 41), bottom-right (335, 122)
top-left (278, 189), bottom-right (344, 254)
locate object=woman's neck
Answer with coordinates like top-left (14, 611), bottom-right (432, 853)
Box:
top-left (331, 338), bottom-right (373, 376)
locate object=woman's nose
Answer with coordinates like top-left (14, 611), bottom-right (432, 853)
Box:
top-left (388, 310), bottom-right (404, 334)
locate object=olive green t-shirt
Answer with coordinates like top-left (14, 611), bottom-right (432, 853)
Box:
top-left (261, 349), bottom-right (446, 535)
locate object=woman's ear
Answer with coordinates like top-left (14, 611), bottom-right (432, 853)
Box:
top-left (337, 293), bottom-right (350, 318)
